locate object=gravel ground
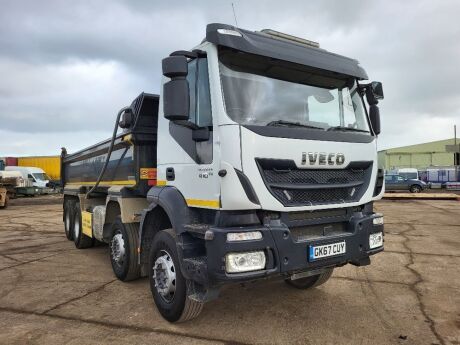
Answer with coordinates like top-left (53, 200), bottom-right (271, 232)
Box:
top-left (0, 196), bottom-right (459, 345)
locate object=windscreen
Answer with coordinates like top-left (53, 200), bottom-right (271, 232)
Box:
top-left (32, 173), bottom-right (50, 181)
top-left (219, 51), bottom-right (370, 133)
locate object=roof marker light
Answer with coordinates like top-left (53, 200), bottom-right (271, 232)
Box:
top-left (217, 28), bottom-right (243, 37)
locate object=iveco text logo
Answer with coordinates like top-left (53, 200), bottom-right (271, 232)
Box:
top-left (301, 152), bottom-right (345, 166)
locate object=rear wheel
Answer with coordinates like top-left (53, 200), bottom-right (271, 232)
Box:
top-left (149, 229), bottom-right (203, 322)
top-left (110, 217), bottom-right (141, 281)
top-left (63, 200), bottom-right (73, 240)
top-left (72, 203), bottom-right (93, 249)
top-left (285, 268), bottom-right (334, 290)
top-left (410, 185), bottom-right (422, 193)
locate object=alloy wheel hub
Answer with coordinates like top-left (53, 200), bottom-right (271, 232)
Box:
top-left (111, 233), bottom-right (125, 265)
top-left (153, 251), bottom-right (176, 301)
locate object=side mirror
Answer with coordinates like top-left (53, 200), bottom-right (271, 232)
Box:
top-left (162, 56), bottom-right (190, 121)
top-left (370, 81), bottom-right (384, 100)
top-left (365, 81), bottom-right (384, 105)
top-left (369, 104), bottom-right (381, 135)
top-left (162, 56), bottom-right (188, 78)
top-left (163, 80), bottom-right (189, 121)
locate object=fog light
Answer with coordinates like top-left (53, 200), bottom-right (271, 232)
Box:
top-left (227, 231), bottom-right (262, 242)
top-left (369, 232), bottom-right (383, 249)
top-left (225, 251), bottom-right (266, 273)
top-left (373, 215), bottom-right (384, 225)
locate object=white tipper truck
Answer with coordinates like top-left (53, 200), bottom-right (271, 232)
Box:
top-left (61, 23), bottom-right (385, 322)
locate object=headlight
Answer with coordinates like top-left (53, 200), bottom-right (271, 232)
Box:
top-left (227, 231), bottom-right (262, 242)
top-left (373, 215), bottom-right (384, 225)
top-left (225, 251), bottom-right (266, 273)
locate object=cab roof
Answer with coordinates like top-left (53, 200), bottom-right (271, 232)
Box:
top-left (205, 23), bottom-right (368, 80)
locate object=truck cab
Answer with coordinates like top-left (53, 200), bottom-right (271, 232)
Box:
top-left (61, 23), bottom-right (385, 323)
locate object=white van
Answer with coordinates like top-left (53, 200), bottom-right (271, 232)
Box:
top-left (397, 168), bottom-right (419, 180)
top-left (5, 166), bottom-right (50, 188)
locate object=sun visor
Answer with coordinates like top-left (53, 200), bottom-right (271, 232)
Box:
top-left (206, 23), bottom-right (368, 80)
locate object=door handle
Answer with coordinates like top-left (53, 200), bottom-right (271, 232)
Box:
top-left (166, 167), bottom-right (175, 181)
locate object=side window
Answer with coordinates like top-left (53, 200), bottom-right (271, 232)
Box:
top-left (186, 60), bottom-right (197, 123)
top-left (186, 58), bottom-right (212, 127)
top-left (384, 176), bottom-right (392, 182)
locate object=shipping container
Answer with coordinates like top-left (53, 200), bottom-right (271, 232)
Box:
top-left (5, 157), bottom-right (18, 166)
top-left (427, 168), bottom-right (459, 183)
top-left (17, 156), bottom-right (61, 180)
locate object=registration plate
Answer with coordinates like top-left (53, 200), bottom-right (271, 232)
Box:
top-left (309, 241), bottom-right (346, 261)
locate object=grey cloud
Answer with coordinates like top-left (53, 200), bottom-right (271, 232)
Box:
top-left (0, 0), bottom-right (459, 155)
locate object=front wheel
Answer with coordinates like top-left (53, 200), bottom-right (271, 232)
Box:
top-left (410, 185), bottom-right (422, 193)
top-left (109, 217), bottom-right (141, 281)
top-left (149, 229), bottom-right (203, 322)
top-left (285, 268), bottom-right (334, 289)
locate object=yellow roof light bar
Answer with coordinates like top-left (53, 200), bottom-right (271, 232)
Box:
top-left (259, 29), bottom-right (320, 49)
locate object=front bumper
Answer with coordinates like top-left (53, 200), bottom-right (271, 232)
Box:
top-left (192, 212), bottom-right (383, 287)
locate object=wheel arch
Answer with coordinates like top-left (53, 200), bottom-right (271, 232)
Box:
top-left (103, 200), bottom-right (121, 240)
top-left (138, 186), bottom-right (191, 270)
top-left (410, 183), bottom-right (422, 191)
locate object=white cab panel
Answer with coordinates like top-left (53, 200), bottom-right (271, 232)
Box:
top-left (239, 126), bottom-right (378, 212)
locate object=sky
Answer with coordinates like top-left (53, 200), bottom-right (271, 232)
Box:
top-left (1, 0), bottom-right (459, 156)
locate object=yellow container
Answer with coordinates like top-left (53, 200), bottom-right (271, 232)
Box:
top-left (17, 156), bottom-right (61, 180)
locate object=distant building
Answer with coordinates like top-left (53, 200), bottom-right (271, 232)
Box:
top-left (378, 138), bottom-right (458, 170)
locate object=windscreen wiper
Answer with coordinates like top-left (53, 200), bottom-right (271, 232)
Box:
top-left (327, 126), bottom-right (370, 133)
top-left (266, 120), bottom-right (325, 130)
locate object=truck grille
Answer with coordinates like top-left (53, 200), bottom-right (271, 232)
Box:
top-left (256, 158), bottom-right (372, 206)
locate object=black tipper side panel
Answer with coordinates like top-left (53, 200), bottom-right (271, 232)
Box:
top-left (62, 93), bottom-right (159, 196)
top-left (205, 23), bottom-right (368, 79)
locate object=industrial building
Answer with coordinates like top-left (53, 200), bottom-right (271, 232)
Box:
top-left (378, 138), bottom-right (459, 170)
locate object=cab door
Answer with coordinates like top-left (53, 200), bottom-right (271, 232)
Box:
top-left (157, 54), bottom-right (221, 209)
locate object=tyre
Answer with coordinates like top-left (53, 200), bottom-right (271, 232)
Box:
top-left (285, 268), bottom-right (334, 290)
top-left (72, 203), bottom-right (93, 249)
top-left (63, 200), bottom-right (74, 240)
top-left (410, 185), bottom-right (422, 193)
top-left (149, 229), bottom-right (203, 322)
top-left (110, 217), bottom-right (141, 281)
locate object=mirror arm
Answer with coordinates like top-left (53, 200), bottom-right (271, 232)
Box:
top-left (365, 87), bottom-right (379, 106)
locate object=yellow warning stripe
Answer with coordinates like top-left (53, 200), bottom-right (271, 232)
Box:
top-left (186, 198), bottom-right (220, 208)
top-left (156, 180), bottom-right (167, 186)
top-left (122, 134), bottom-right (133, 144)
top-left (65, 180), bottom-right (136, 186)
